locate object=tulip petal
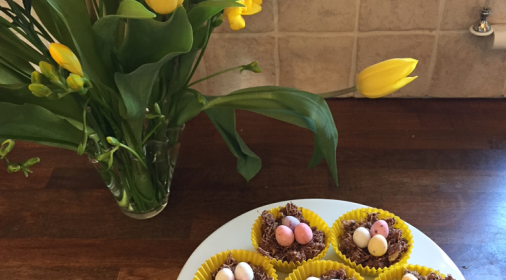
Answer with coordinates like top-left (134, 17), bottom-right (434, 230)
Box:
top-left (358, 58), bottom-right (417, 80)
top-left (243, 3), bottom-right (262, 15)
top-left (361, 76), bottom-right (418, 99)
top-left (227, 9), bottom-right (246, 30)
top-left (49, 43), bottom-right (83, 77)
top-left (357, 61), bottom-right (417, 92)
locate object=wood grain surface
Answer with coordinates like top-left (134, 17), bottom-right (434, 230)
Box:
top-left (1, 99), bottom-right (505, 279)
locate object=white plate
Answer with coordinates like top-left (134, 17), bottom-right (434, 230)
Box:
top-left (178, 199), bottom-right (464, 280)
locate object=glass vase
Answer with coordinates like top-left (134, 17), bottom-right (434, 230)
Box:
top-left (89, 126), bottom-right (183, 219)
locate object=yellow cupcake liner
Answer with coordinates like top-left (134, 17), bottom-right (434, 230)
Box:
top-left (375, 264), bottom-right (449, 280)
top-left (330, 207), bottom-right (414, 276)
top-left (285, 260), bottom-right (365, 280)
top-left (251, 205), bottom-right (331, 273)
top-left (193, 249), bottom-right (278, 280)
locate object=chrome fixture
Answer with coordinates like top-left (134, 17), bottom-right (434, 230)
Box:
top-left (470, 0), bottom-right (494, 36)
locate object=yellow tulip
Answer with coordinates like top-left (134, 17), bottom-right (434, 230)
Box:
top-left (357, 58), bottom-right (418, 98)
top-left (145, 0), bottom-right (183, 15)
top-left (48, 43), bottom-right (83, 77)
top-left (66, 74), bottom-right (84, 91)
top-left (223, 0), bottom-right (262, 31)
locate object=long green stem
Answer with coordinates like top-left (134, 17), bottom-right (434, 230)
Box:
top-left (187, 66), bottom-right (242, 88)
top-left (141, 120), bottom-right (164, 146)
top-left (119, 144), bottom-right (148, 170)
top-left (318, 86), bottom-right (358, 99)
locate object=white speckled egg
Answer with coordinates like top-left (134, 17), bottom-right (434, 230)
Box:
top-left (352, 226), bottom-right (371, 248)
top-left (234, 262), bottom-right (254, 280)
top-left (215, 268), bottom-right (234, 280)
top-left (402, 273), bottom-right (418, 280)
top-left (306, 277), bottom-right (320, 280)
top-left (282, 215), bottom-right (300, 231)
top-left (370, 220), bottom-right (389, 239)
top-left (276, 225), bottom-right (295, 246)
top-left (368, 234), bottom-right (388, 257)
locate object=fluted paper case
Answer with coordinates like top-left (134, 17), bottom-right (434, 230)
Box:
top-left (330, 207), bottom-right (414, 276)
top-left (193, 249), bottom-right (278, 280)
top-left (251, 206), bottom-right (331, 273)
top-left (375, 264), bottom-right (450, 280)
top-left (285, 260), bottom-right (365, 280)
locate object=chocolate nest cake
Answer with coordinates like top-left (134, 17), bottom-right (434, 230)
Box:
top-left (339, 212), bottom-right (408, 268)
top-left (257, 202), bottom-right (326, 263)
top-left (402, 269), bottom-right (456, 280)
top-left (211, 253), bottom-right (272, 280)
top-left (318, 269), bottom-right (356, 280)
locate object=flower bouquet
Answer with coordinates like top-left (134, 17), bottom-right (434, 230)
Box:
top-left (0, 0), bottom-right (418, 218)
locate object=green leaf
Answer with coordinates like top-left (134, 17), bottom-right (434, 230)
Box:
top-left (44, 0), bottom-right (115, 88)
top-left (0, 102), bottom-right (83, 150)
top-left (187, 0), bottom-right (244, 29)
top-left (32, 0), bottom-right (75, 50)
top-left (117, 0), bottom-right (156, 19)
top-left (206, 107), bottom-right (261, 181)
top-left (198, 86), bottom-right (339, 184)
top-left (117, 7), bottom-right (193, 73)
top-left (0, 25), bottom-right (46, 65)
top-left (0, 84), bottom-right (82, 121)
top-left (115, 7), bottom-right (192, 145)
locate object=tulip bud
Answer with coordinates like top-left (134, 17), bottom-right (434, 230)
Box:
top-left (154, 103), bottom-right (161, 115)
top-left (48, 43), bottom-right (84, 77)
top-left (357, 58), bottom-right (418, 99)
top-left (39, 61), bottom-right (65, 88)
top-left (241, 61), bottom-right (262, 73)
top-left (106, 137), bottom-right (121, 146)
top-left (0, 139), bottom-right (14, 159)
top-left (31, 71), bottom-right (43, 84)
top-left (7, 163), bottom-right (21, 173)
top-left (28, 84), bottom-right (52, 98)
top-left (77, 143), bottom-right (86, 156)
top-left (67, 74), bottom-right (84, 91)
top-left (21, 157), bottom-right (40, 168)
top-left (145, 0), bottom-right (183, 14)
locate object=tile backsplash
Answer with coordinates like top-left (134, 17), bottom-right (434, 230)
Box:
top-left (202, 0), bottom-right (506, 98)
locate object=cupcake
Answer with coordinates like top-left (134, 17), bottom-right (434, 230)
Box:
top-left (286, 260), bottom-right (364, 280)
top-left (251, 202), bottom-right (331, 273)
top-left (375, 264), bottom-right (457, 280)
top-left (193, 249), bottom-right (277, 280)
top-left (331, 208), bottom-right (413, 276)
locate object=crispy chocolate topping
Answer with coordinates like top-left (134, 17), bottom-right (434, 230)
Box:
top-left (338, 213), bottom-right (408, 269)
top-left (403, 269), bottom-right (456, 280)
top-left (257, 202), bottom-right (326, 262)
top-left (319, 269), bottom-right (356, 280)
top-left (211, 253), bottom-right (273, 280)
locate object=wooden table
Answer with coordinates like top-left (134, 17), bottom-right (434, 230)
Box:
top-left (1, 99), bottom-right (505, 279)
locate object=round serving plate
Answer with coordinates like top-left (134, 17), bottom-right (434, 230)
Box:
top-left (178, 199), bottom-right (464, 280)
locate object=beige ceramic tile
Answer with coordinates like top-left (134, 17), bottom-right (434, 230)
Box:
top-left (355, 34), bottom-right (436, 98)
top-left (278, 35), bottom-right (354, 93)
top-left (204, 35), bottom-right (276, 96)
top-left (442, 0), bottom-right (506, 30)
top-left (429, 33), bottom-right (506, 97)
top-left (214, 0), bottom-right (274, 33)
top-left (359, 0), bottom-right (440, 31)
top-left (278, 0), bottom-right (356, 32)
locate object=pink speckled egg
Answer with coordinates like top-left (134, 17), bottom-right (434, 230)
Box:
top-left (275, 225), bottom-right (295, 247)
top-left (282, 215), bottom-right (300, 231)
top-left (370, 220), bottom-right (389, 238)
top-left (294, 223), bottom-right (313, 245)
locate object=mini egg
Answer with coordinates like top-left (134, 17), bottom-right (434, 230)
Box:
top-left (352, 227), bottom-right (371, 248)
top-left (306, 277), bottom-right (320, 280)
top-left (294, 223), bottom-right (313, 245)
top-left (401, 274), bottom-right (418, 280)
top-left (282, 215), bottom-right (300, 231)
top-left (276, 225), bottom-right (295, 246)
top-left (370, 220), bottom-right (389, 238)
top-left (368, 234), bottom-right (388, 257)
top-left (234, 262), bottom-right (254, 280)
top-left (215, 268), bottom-right (234, 280)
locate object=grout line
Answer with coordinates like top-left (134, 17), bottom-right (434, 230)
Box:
top-left (348, 0), bottom-right (361, 95)
top-left (426, 0), bottom-right (448, 97)
top-left (211, 29), bottom-right (469, 38)
top-left (273, 0), bottom-right (280, 86)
